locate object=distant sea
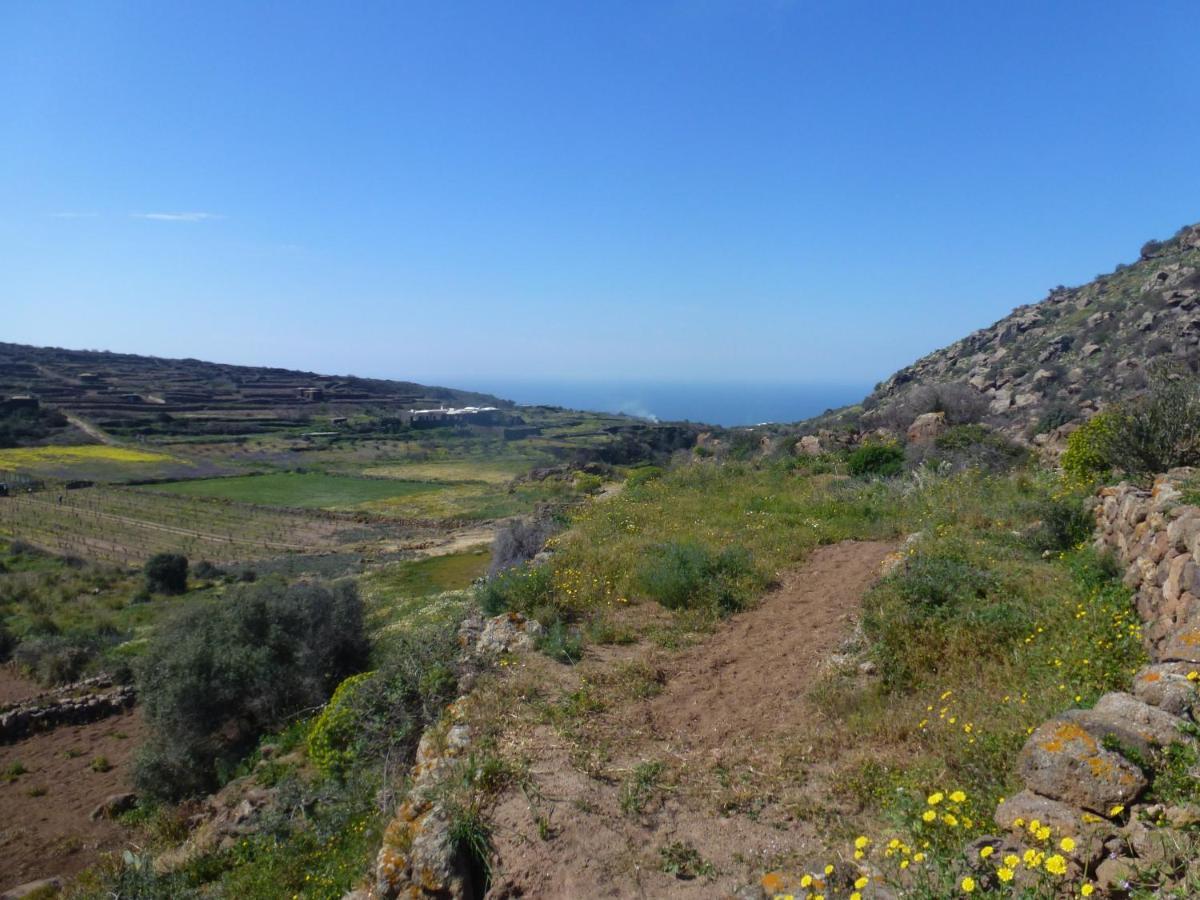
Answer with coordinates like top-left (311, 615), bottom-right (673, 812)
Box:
top-left (467, 380), bottom-right (871, 428)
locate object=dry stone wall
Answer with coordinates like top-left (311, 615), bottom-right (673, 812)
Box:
top-left (0, 673), bottom-right (135, 743)
top-left (991, 470), bottom-right (1200, 891)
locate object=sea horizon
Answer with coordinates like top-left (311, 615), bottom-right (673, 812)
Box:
top-left (451, 379), bottom-right (872, 428)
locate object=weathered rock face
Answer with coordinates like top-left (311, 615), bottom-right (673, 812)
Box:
top-left (853, 222), bottom-right (1200, 436)
top-left (1017, 718), bottom-right (1147, 813)
top-left (369, 611), bottom-right (544, 899)
top-left (905, 411), bottom-right (947, 444)
top-left (795, 435), bottom-right (823, 457)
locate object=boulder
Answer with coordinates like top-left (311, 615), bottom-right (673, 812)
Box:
top-left (906, 412), bottom-right (947, 444)
top-left (1017, 718), bottom-right (1147, 813)
top-left (1132, 664), bottom-right (1199, 717)
top-left (994, 790), bottom-right (1100, 838)
top-left (795, 435), bottom-right (823, 457)
top-left (89, 791), bottom-right (137, 822)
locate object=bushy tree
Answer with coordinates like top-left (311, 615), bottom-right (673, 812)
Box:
top-left (847, 443), bottom-right (905, 477)
top-left (135, 577), bottom-right (369, 800)
top-left (488, 514), bottom-right (560, 578)
top-left (144, 553), bottom-right (188, 595)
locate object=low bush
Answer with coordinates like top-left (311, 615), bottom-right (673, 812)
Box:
top-left (847, 443), bottom-right (905, 478)
top-left (908, 424), bottom-right (1027, 473)
top-left (636, 541), bottom-right (759, 614)
top-left (1024, 495), bottom-right (1093, 553)
top-left (135, 577), bottom-right (369, 800)
top-left (488, 515), bottom-right (560, 578)
top-left (625, 465), bottom-right (664, 489)
top-left (477, 563), bottom-right (555, 616)
top-left (144, 553), bottom-right (188, 595)
top-left (1060, 411), bottom-right (1118, 484)
top-left (12, 633), bottom-right (101, 685)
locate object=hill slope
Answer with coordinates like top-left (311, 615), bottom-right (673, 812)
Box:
top-left (0, 342), bottom-right (507, 439)
top-left (859, 220), bottom-right (1200, 436)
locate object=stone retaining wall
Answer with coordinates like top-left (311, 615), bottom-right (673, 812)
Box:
top-left (990, 470), bottom-right (1200, 891)
top-left (0, 674), bottom-right (136, 743)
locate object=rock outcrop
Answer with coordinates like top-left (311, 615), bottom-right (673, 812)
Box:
top-left (857, 222), bottom-right (1200, 436)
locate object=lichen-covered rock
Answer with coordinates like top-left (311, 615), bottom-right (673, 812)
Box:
top-left (1160, 623), bottom-right (1200, 663)
top-left (1017, 719), bottom-right (1147, 813)
top-left (1132, 663), bottom-right (1199, 717)
top-left (905, 411), bottom-right (946, 444)
top-left (458, 611), bottom-right (544, 659)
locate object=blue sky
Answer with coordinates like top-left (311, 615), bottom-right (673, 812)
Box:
top-left (3, 1), bottom-right (1198, 390)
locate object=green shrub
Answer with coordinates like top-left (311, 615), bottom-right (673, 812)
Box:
top-left (306, 671), bottom-right (375, 778)
top-left (1061, 411), bottom-right (1118, 483)
top-left (12, 633), bottom-right (100, 685)
top-left (313, 623), bottom-right (459, 772)
top-left (135, 577), bottom-right (369, 800)
top-left (847, 444), bottom-right (905, 478)
top-left (636, 541), bottom-right (758, 614)
top-left (477, 563), bottom-right (555, 616)
top-left (1025, 495), bottom-right (1093, 553)
top-left (625, 465), bottom-right (664, 489)
top-left (536, 618), bottom-right (583, 664)
top-left (144, 553), bottom-right (188, 595)
top-left (1104, 370), bottom-right (1200, 476)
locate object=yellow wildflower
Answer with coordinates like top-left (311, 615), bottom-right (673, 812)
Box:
top-left (998, 867), bottom-right (1014, 882)
top-left (854, 876), bottom-right (869, 889)
top-left (1044, 854), bottom-right (1068, 876)
top-left (979, 846), bottom-right (994, 859)
top-left (1003, 854), bottom-right (1020, 868)
top-left (927, 792), bottom-right (944, 806)
top-left (854, 836), bottom-right (869, 850)
top-left (961, 876), bottom-right (976, 893)
top-left (949, 790), bottom-right (966, 803)
top-left (922, 810), bottom-right (937, 823)
top-left (1060, 837), bottom-right (1076, 853)
top-left (1081, 884), bottom-right (1095, 897)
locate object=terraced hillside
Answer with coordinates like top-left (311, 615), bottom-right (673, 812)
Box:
top-left (0, 342), bottom-right (508, 439)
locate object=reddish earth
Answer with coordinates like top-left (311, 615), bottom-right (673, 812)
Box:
top-left (0, 697), bottom-right (143, 891)
top-left (483, 540), bottom-right (895, 899)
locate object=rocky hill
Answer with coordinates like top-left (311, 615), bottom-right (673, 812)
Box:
top-left (859, 221), bottom-right (1200, 438)
top-left (0, 342), bottom-right (507, 438)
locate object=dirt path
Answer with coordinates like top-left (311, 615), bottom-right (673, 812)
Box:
top-left (62, 412), bottom-right (116, 445)
top-left (484, 540), bottom-right (894, 899)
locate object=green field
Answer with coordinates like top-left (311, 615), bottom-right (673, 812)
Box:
top-left (146, 472), bottom-right (446, 509)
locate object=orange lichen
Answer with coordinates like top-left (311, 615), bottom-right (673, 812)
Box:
top-left (761, 872), bottom-right (785, 892)
top-left (1041, 722), bottom-right (1097, 753)
top-left (1140, 672), bottom-right (1162, 682)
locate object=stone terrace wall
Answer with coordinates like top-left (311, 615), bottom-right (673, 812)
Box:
top-left (989, 470), bottom-right (1200, 891)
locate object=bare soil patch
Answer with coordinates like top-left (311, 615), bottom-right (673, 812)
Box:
top-left (481, 540), bottom-right (894, 899)
top-left (0, 667), bottom-right (40, 707)
top-left (0, 709), bottom-right (144, 890)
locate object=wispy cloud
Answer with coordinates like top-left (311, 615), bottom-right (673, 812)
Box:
top-left (132, 211), bottom-right (223, 222)
top-left (49, 211), bottom-right (99, 219)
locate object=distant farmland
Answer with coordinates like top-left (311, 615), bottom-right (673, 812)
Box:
top-left (144, 472), bottom-right (445, 509)
top-left (0, 486), bottom-right (361, 564)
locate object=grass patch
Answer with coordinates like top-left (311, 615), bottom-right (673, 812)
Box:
top-left (147, 472), bottom-right (444, 509)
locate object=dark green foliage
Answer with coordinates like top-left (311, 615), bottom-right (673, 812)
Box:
top-left (1103, 368), bottom-right (1200, 477)
top-left (12, 633), bottom-right (102, 684)
top-left (0, 403), bottom-right (69, 448)
top-left (885, 555), bottom-right (995, 614)
top-left (342, 623), bottom-right (460, 767)
top-left (636, 541), bottom-right (758, 614)
top-left (477, 563), bottom-right (555, 616)
top-left (1025, 496), bottom-right (1093, 553)
top-left (0, 621), bottom-right (14, 663)
top-left (134, 577), bottom-right (369, 800)
top-left (847, 444), bottom-right (905, 477)
top-left (1034, 402), bottom-right (1077, 435)
top-left (144, 553), bottom-right (188, 595)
